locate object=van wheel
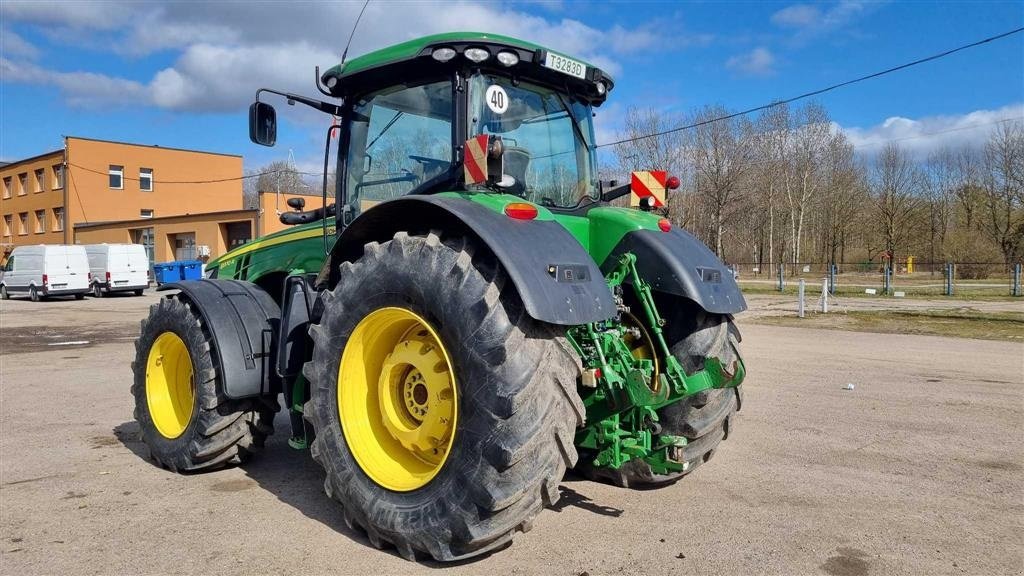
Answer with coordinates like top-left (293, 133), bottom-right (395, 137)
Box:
top-left (93, 283), bottom-right (104, 298)
top-left (75, 293), bottom-right (85, 300)
top-left (134, 289), bottom-right (145, 296)
top-left (1, 285), bottom-right (8, 300)
top-left (30, 286), bottom-right (40, 302)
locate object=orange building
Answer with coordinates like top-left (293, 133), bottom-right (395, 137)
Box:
top-left (1, 136), bottom-right (243, 265)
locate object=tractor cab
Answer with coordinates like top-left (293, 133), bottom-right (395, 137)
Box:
top-left (250, 32), bottom-right (613, 226)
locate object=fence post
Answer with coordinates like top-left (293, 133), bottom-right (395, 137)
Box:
top-left (798, 279), bottom-right (805, 318)
top-left (821, 277), bottom-right (829, 313)
top-left (943, 263), bottom-right (955, 296)
top-left (1013, 263), bottom-right (1022, 297)
top-left (778, 263), bottom-right (785, 292)
top-left (828, 263), bottom-right (837, 294)
top-left (883, 264), bottom-right (892, 296)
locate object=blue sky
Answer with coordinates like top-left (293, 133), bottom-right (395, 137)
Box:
top-left (2, 1), bottom-right (1022, 172)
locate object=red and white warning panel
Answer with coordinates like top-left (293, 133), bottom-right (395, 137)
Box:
top-left (630, 170), bottom-right (667, 208)
top-left (464, 134), bottom-right (490, 185)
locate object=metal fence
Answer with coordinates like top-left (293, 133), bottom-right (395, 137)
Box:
top-left (732, 261), bottom-right (1023, 298)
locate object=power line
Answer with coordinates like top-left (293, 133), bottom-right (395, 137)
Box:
top-left (597, 26), bottom-right (1024, 149)
top-left (67, 163), bottom-right (328, 185)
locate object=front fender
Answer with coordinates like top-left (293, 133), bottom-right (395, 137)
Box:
top-left (157, 279), bottom-right (280, 399)
top-left (329, 196), bottom-right (616, 325)
top-left (602, 228), bottom-right (747, 314)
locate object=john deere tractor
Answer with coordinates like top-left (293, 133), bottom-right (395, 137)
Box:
top-left (133, 32), bottom-right (746, 561)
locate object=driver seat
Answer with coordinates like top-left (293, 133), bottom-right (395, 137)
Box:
top-left (502, 146), bottom-right (531, 196)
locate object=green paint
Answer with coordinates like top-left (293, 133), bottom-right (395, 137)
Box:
top-left (325, 32), bottom-right (597, 81)
top-left (569, 252), bottom-right (744, 473)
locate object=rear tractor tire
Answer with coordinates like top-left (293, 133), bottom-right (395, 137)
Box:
top-left (304, 231), bottom-right (583, 561)
top-left (580, 301), bottom-right (743, 489)
top-left (131, 295), bottom-right (269, 472)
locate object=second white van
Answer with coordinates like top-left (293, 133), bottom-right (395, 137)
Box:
top-left (85, 244), bottom-right (150, 297)
top-left (0, 244), bottom-right (91, 301)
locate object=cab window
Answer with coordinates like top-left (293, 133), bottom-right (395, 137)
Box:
top-left (345, 80), bottom-right (453, 216)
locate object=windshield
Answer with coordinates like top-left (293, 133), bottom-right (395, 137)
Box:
top-left (469, 74), bottom-right (598, 207)
top-left (345, 79), bottom-right (453, 215)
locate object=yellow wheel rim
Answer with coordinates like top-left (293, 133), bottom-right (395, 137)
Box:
top-left (145, 332), bottom-right (195, 439)
top-left (338, 307), bottom-right (458, 492)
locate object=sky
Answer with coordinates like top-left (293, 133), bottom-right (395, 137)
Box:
top-left (1, 0), bottom-right (1023, 173)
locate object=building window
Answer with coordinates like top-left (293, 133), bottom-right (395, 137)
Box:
top-left (52, 207), bottom-right (64, 232)
top-left (109, 165), bottom-right (123, 189)
top-left (34, 168), bottom-right (45, 192)
top-left (3, 214), bottom-right (11, 236)
top-left (18, 173), bottom-right (28, 195)
top-left (140, 209), bottom-right (154, 218)
top-left (2, 177), bottom-right (10, 199)
top-left (18, 212), bottom-right (28, 235)
top-left (53, 164), bottom-right (64, 189)
top-left (34, 209), bottom-right (46, 233)
top-left (140, 168), bottom-right (153, 191)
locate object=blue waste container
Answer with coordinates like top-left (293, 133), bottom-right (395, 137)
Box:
top-left (153, 262), bottom-right (181, 285)
top-left (180, 260), bottom-right (203, 281)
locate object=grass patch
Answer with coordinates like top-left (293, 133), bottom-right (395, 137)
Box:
top-left (750, 309), bottom-right (1024, 341)
top-left (738, 283), bottom-right (1022, 302)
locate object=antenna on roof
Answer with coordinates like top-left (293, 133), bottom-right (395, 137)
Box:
top-left (341, 0), bottom-right (371, 65)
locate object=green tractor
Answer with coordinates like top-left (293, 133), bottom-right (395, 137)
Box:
top-left (132, 32), bottom-right (746, 561)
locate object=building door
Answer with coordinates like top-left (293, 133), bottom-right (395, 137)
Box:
top-left (173, 232), bottom-right (197, 261)
top-left (224, 222), bottom-right (252, 249)
top-left (131, 227), bottom-right (155, 271)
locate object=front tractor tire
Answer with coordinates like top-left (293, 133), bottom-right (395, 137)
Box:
top-left (131, 295), bottom-right (268, 472)
top-left (581, 301), bottom-right (743, 489)
top-left (304, 232), bottom-right (583, 562)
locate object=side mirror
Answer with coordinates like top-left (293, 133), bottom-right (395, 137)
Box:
top-left (286, 197), bottom-right (305, 211)
top-left (249, 102), bottom-right (277, 147)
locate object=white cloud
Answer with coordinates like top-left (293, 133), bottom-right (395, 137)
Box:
top-left (1, 1), bottom-right (683, 113)
top-left (839, 103), bottom-right (1024, 158)
top-left (0, 57), bottom-right (147, 107)
top-left (771, 4), bottom-right (821, 28)
top-left (726, 47), bottom-right (776, 76)
top-left (769, 1), bottom-right (871, 41)
top-left (1, 27), bottom-right (39, 59)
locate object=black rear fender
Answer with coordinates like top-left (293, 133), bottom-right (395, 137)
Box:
top-left (602, 228), bottom-right (747, 315)
top-left (325, 196), bottom-right (615, 326)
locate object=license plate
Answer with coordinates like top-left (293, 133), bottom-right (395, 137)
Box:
top-left (115, 280), bottom-right (128, 285)
top-left (544, 52), bottom-right (586, 80)
top-left (53, 283), bottom-right (67, 288)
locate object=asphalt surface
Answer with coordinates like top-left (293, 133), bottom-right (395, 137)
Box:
top-left (1, 292), bottom-right (1022, 575)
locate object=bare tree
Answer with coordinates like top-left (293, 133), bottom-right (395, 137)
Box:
top-left (980, 121), bottom-right (1024, 266)
top-left (783, 103), bottom-right (831, 264)
top-left (871, 144), bottom-right (923, 262)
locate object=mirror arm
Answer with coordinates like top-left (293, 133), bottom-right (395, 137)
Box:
top-left (256, 88), bottom-right (342, 117)
top-left (314, 66), bottom-right (334, 98)
top-left (600, 182), bottom-right (631, 203)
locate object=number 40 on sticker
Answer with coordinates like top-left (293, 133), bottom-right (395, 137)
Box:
top-left (486, 85), bottom-right (509, 114)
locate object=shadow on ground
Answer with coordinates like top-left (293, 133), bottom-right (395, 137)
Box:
top-left (114, 411), bottom-right (626, 564)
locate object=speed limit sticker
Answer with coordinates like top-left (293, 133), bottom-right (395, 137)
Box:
top-left (486, 85), bottom-right (509, 114)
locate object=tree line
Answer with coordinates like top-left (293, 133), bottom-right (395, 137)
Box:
top-left (609, 103), bottom-right (1024, 272)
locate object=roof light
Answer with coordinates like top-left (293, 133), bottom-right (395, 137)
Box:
top-left (504, 202), bottom-right (538, 220)
top-left (496, 51), bottom-right (519, 67)
top-left (325, 76), bottom-right (338, 89)
top-left (595, 81), bottom-right (606, 95)
top-left (666, 175), bottom-right (680, 190)
top-left (658, 218), bottom-right (672, 232)
top-left (431, 47), bottom-right (457, 62)
top-left (464, 47), bottom-right (490, 63)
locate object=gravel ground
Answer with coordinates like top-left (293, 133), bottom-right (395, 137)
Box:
top-left (1, 293), bottom-right (1022, 575)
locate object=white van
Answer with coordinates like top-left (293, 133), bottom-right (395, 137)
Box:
top-left (85, 244), bottom-right (149, 297)
top-left (0, 245), bottom-right (90, 301)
